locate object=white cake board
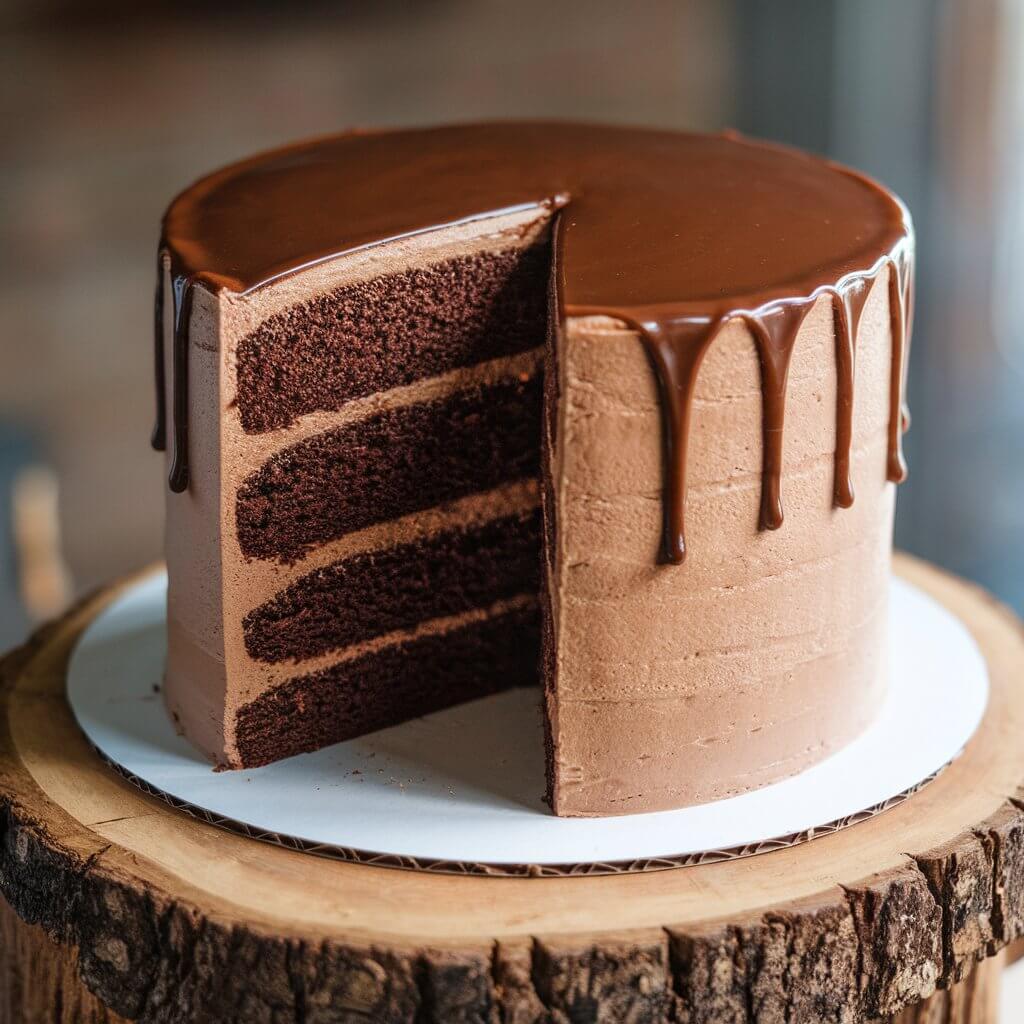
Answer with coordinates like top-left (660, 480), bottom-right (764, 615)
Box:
top-left (67, 570), bottom-right (988, 876)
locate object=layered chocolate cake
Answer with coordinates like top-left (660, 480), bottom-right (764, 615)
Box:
top-left (155, 122), bottom-right (913, 816)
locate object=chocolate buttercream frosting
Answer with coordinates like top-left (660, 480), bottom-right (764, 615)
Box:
top-left (154, 121), bottom-right (913, 563)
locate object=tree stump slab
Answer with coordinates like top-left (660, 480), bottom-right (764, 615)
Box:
top-left (0, 554), bottom-right (1022, 1023)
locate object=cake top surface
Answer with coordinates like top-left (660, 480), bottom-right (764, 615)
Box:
top-left (163, 121), bottom-right (910, 321)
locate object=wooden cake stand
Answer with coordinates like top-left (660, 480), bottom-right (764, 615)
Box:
top-left (0, 554), bottom-right (1022, 1024)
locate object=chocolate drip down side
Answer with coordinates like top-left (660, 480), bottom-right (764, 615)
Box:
top-left (168, 274), bottom-right (193, 493)
top-left (151, 252), bottom-right (166, 452)
top-left (887, 247), bottom-right (914, 484)
top-left (153, 124), bottom-right (915, 562)
top-left (584, 241), bottom-right (914, 565)
top-left (154, 244), bottom-right (915, 562)
top-left (830, 275), bottom-right (872, 509)
top-left (744, 305), bottom-right (805, 533)
top-left (152, 256), bottom-right (198, 494)
top-left (628, 319), bottom-right (719, 565)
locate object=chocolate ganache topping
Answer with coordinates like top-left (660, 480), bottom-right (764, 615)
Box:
top-left (154, 121), bottom-right (913, 564)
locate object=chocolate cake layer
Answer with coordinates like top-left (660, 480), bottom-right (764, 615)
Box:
top-left (243, 509), bottom-right (541, 664)
top-left (236, 374), bottom-right (542, 563)
top-left (236, 246), bottom-right (550, 434)
top-left (234, 604), bottom-right (540, 767)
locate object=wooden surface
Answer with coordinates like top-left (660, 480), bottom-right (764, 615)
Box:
top-left (0, 554), bottom-right (1022, 1022)
top-left (889, 956), bottom-right (1002, 1024)
top-left (0, 898), bottom-right (997, 1024)
top-left (0, 899), bottom-right (130, 1024)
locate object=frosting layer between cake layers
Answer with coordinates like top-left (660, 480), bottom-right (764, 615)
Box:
top-left (157, 123), bottom-right (913, 816)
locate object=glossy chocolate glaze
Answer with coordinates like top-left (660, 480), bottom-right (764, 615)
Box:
top-left (154, 122), bottom-right (913, 563)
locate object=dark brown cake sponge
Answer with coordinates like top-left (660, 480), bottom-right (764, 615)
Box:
top-left (243, 509), bottom-right (541, 664)
top-left (235, 605), bottom-right (540, 767)
top-left (235, 375), bottom-right (542, 564)
top-left (235, 246), bottom-right (550, 434)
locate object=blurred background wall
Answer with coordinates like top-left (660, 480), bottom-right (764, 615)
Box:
top-left (1, 0), bottom-right (1021, 647)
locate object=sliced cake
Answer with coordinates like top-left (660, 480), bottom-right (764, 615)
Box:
top-left (155, 123), bottom-right (913, 816)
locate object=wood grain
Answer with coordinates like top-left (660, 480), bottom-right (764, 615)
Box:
top-left (0, 554), bottom-right (1020, 1022)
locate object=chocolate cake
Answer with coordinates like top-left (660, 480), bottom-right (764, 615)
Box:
top-left (155, 122), bottom-right (913, 816)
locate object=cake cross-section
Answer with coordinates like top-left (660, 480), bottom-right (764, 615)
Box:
top-left (155, 122), bottom-right (913, 816)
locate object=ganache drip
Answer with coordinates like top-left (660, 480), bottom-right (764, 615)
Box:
top-left (151, 123), bottom-right (914, 560)
top-left (621, 240), bottom-right (912, 564)
top-left (151, 252), bottom-right (166, 453)
top-left (152, 256), bottom-right (196, 494)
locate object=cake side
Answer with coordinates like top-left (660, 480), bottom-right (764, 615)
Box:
top-left (162, 271), bottom-right (229, 762)
top-left (164, 209), bottom-right (552, 767)
top-left (546, 273), bottom-right (898, 816)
